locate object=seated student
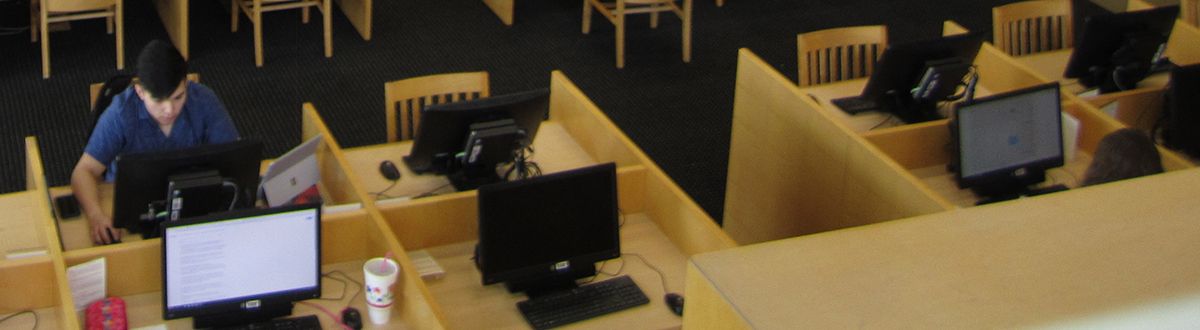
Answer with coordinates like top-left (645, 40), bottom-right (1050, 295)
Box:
top-left (1081, 128), bottom-right (1164, 187)
top-left (70, 40), bottom-right (240, 244)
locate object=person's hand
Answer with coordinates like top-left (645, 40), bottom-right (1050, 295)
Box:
top-left (88, 213), bottom-right (121, 244)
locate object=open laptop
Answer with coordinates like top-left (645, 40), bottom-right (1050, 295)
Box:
top-left (260, 135), bottom-right (323, 207)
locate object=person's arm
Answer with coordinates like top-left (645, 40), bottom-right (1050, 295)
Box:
top-left (71, 154), bottom-right (119, 244)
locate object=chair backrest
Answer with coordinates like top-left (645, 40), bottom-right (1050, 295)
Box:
top-left (384, 72), bottom-right (490, 142)
top-left (45, 0), bottom-right (116, 13)
top-left (993, 0), bottom-right (1073, 56)
top-left (797, 25), bottom-right (888, 87)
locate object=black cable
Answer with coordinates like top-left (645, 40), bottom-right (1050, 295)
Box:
top-left (322, 270), bottom-right (363, 309)
top-left (318, 273), bottom-right (349, 301)
top-left (623, 253), bottom-right (669, 293)
top-left (503, 145), bottom-right (542, 181)
top-left (369, 179), bottom-right (399, 199)
top-left (0, 310), bottom-right (37, 329)
top-left (413, 182), bottom-right (452, 199)
top-left (869, 114), bottom-right (895, 130)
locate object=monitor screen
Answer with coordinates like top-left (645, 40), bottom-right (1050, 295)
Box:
top-left (162, 204), bottom-right (321, 324)
top-left (1163, 63), bottom-right (1200, 158)
top-left (957, 83), bottom-right (1064, 195)
top-left (476, 163), bottom-right (619, 293)
top-left (114, 140), bottom-right (262, 235)
top-left (403, 88), bottom-right (550, 174)
top-left (1064, 6), bottom-right (1178, 92)
top-left (860, 32), bottom-right (985, 123)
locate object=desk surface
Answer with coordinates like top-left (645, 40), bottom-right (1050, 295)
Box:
top-left (117, 259), bottom-right (408, 329)
top-left (692, 168), bottom-right (1200, 328)
top-left (801, 79), bottom-right (997, 133)
top-left (0, 191), bottom-right (50, 258)
top-left (422, 214), bottom-right (686, 329)
top-left (910, 151), bottom-right (1093, 207)
top-left (1013, 49), bottom-right (1171, 94)
top-left (345, 122), bottom-right (597, 202)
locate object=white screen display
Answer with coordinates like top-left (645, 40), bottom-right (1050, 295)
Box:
top-left (164, 208), bottom-right (319, 310)
top-left (959, 86), bottom-right (1062, 178)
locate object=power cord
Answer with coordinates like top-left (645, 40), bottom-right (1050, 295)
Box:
top-left (503, 145), bottom-right (541, 181)
top-left (0, 310), bottom-right (37, 329)
top-left (623, 253), bottom-right (669, 293)
top-left (369, 179), bottom-right (399, 200)
top-left (319, 270), bottom-right (364, 308)
top-left (413, 182), bottom-right (452, 199)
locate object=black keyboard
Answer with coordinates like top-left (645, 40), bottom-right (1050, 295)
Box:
top-left (831, 96), bottom-right (882, 114)
top-left (517, 275), bottom-right (650, 329)
top-left (220, 315), bottom-right (323, 330)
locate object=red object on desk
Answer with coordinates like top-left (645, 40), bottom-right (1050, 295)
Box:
top-left (86, 297), bottom-right (128, 330)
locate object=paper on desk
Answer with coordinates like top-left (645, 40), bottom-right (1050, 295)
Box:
top-left (1100, 100), bottom-right (1120, 118)
top-left (68, 257), bottom-right (106, 311)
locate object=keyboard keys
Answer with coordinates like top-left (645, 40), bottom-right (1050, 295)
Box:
top-left (517, 275), bottom-right (650, 329)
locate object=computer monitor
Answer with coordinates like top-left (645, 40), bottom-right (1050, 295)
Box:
top-left (475, 163), bottom-right (618, 296)
top-left (113, 139), bottom-right (262, 236)
top-left (161, 203), bottom-right (321, 328)
top-left (956, 83), bottom-right (1064, 202)
top-left (403, 88), bottom-right (550, 191)
top-left (1160, 63), bottom-right (1200, 158)
top-left (1064, 6), bottom-right (1178, 93)
top-left (855, 32), bottom-right (985, 123)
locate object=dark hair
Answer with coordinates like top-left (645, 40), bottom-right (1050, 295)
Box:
top-left (136, 40), bottom-right (188, 100)
top-left (1081, 128), bottom-right (1164, 186)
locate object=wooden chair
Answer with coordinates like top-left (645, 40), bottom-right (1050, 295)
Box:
top-left (1184, 0), bottom-right (1198, 27)
top-left (992, 0), bottom-right (1073, 56)
top-left (231, 0), bottom-right (331, 67)
top-left (796, 25), bottom-right (887, 87)
top-left (582, 0), bottom-right (693, 68)
top-left (30, 0), bottom-right (123, 79)
top-left (383, 72), bottom-right (490, 142)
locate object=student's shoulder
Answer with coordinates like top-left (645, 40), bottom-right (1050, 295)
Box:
top-left (186, 81), bottom-right (219, 100)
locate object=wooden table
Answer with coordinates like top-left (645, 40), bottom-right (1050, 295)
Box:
top-left (687, 168), bottom-right (1200, 328)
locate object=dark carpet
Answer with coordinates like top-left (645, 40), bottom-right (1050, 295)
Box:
top-left (0, 0), bottom-right (1105, 223)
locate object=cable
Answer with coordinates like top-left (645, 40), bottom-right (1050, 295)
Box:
top-left (869, 114), bottom-right (895, 130)
top-left (370, 179), bottom-right (399, 200)
top-left (324, 270), bottom-right (364, 308)
top-left (413, 182), bottom-right (452, 199)
top-left (0, 310), bottom-right (37, 329)
top-left (503, 145), bottom-right (542, 181)
top-left (622, 253), bottom-right (669, 293)
top-left (222, 181), bottom-right (240, 211)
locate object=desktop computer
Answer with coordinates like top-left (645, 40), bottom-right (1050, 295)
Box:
top-left (1065, 6), bottom-right (1179, 93)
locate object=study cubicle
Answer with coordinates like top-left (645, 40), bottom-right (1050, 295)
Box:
top-left (723, 19), bottom-right (1198, 245)
top-left (0, 137), bottom-right (77, 329)
top-left (17, 70), bottom-right (736, 328)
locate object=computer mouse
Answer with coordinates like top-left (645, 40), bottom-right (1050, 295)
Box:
top-left (379, 160), bottom-right (402, 181)
top-left (664, 293), bottom-right (684, 316)
top-left (341, 307), bottom-right (363, 330)
top-left (104, 228), bottom-right (122, 245)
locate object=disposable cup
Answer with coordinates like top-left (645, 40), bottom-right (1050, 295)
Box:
top-left (363, 257), bottom-right (400, 325)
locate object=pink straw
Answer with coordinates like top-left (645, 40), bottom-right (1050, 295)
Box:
top-left (381, 251), bottom-right (395, 273)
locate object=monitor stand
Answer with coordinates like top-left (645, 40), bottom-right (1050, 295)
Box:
top-left (505, 263), bottom-right (597, 298)
top-left (193, 302), bottom-right (293, 328)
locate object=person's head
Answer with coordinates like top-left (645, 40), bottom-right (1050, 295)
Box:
top-left (133, 40), bottom-right (188, 126)
top-left (1082, 128), bottom-right (1164, 186)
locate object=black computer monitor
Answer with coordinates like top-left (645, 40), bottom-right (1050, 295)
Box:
top-left (1064, 6), bottom-right (1178, 93)
top-left (1161, 63), bottom-right (1200, 158)
top-left (113, 139), bottom-right (262, 236)
top-left (403, 88), bottom-right (550, 191)
top-left (956, 83), bottom-right (1064, 203)
top-left (855, 32), bottom-right (985, 123)
top-left (161, 203), bottom-right (321, 328)
top-left (475, 163), bottom-right (618, 295)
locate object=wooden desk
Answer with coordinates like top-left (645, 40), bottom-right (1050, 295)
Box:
top-left (1013, 49), bottom-right (1171, 94)
top-left (0, 191), bottom-right (50, 257)
top-left (423, 214), bottom-right (687, 329)
top-left (686, 168), bottom-right (1200, 328)
top-left (116, 259), bottom-right (404, 328)
top-left (344, 122), bottom-right (596, 201)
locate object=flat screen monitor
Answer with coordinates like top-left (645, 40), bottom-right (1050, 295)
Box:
top-left (161, 204), bottom-right (321, 328)
top-left (860, 32), bottom-right (985, 123)
top-left (113, 139), bottom-right (262, 236)
top-left (475, 163), bottom-right (619, 295)
top-left (956, 83), bottom-right (1064, 200)
top-left (1162, 63), bottom-right (1200, 158)
top-left (403, 88), bottom-right (550, 191)
top-left (1064, 6), bottom-right (1178, 93)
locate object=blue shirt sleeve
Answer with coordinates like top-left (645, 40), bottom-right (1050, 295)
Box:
top-left (83, 90), bottom-right (131, 168)
top-left (188, 83), bottom-right (240, 143)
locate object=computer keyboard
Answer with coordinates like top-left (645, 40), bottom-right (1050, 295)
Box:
top-left (219, 315), bottom-right (323, 330)
top-left (517, 275), bottom-right (650, 329)
top-left (831, 96), bottom-right (882, 114)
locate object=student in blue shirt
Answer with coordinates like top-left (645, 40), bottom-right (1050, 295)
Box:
top-left (71, 40), bottom-right (240, 244)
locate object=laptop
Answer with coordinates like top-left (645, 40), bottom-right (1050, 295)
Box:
top-left (260, 135), bottom-right (323, 207)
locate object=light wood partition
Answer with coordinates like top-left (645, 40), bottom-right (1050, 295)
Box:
top-left (1167, 20), bottom-right (1200, 65)
top-left (0, 137), bottom-right (77, 328)
top-left (334, 0), bottom-right (373, 39)
top-left (151, 0), bottom-right (188, 58)
top-left (723, 48), bottom-right (952, 245)
top-left (687, 167), bottom-right (1200, 328)
top-left (482, 0), bottom-right (514, 25)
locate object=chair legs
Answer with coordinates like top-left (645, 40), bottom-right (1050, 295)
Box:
top-left (234, 0), bottom-right (332, 67)
top-left (582, 0), bottom-right (592, 34)
top-left (253, 2), bottom-right (263, 67)
top-left (40, 9), bottom-right (50, 79)
top-left (615, 3), bottom-right (625, 68)
top-left (682, 0), bottom-right (691, 63)
top-left (323, 0), bottom-right (331, 58)
top-left (582, 0), bottom-right (690, 68)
